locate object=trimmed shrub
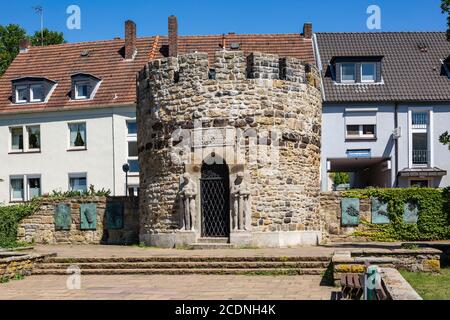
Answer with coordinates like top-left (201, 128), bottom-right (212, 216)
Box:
top-left (343, 188), bottom-right (450, 241)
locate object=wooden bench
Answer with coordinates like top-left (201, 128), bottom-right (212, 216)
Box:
top-left (341, 273), bottom-right (364, 300)
top-left (340, 273), bottom-right (389, 300)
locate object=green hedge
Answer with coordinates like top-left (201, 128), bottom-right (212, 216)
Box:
top-left (0, 201), bottom-right (39, 248)
top-left (342, 188), bottom-right (450, 241)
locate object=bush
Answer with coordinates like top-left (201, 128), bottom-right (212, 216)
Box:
top-left (343, 188), bottom-right (450, 241)
top-left (332, 172), bottom-right (350, 185)
top-left (0, 201), bottom-right (39, 248)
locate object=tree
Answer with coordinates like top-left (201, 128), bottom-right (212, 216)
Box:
top-left (440, 131), bottom-right (450, 150)
top-left (0, 24), bottom-right (27, 76)
top-left (442, 0), bottom-right (450, 41)
top-left (30, 28), bottom-right (65, 46)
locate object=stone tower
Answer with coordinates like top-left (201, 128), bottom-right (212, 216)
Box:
top-left (137, 50), bottom-right (323, 248)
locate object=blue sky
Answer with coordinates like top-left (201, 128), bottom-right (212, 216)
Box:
top-left (0, 0), bottom-right (447, 43)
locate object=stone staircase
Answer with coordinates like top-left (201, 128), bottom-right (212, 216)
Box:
top-left (33, 255), bottom-right (331, 276)
top-left (188, 238), bottom-right (235, 250)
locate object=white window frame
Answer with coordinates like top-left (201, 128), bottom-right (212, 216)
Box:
top-left (68, 173), bottom-right (88, 193)
top-left (26, 125), bottom-right (41, 152)
top-left (345, 124), bottom-right (377, 139)
top-left (126, 119), bottom-right (139, 175)
top-left (9, 126), bottom-right (24, 153)
top-left (27, 175), bottom-right (42, 200)
top-left (126, 120), bottom-right (137, 138)
top-left (15, 85), bottom-right (28, 103)
top-left (74, 81), bottom-right (89, 100)
top-left (127, 185), bottom-right (139, 197)
top-left (68, 122), bottom-right (87, 151)
top-left (30, 84), bottom-right (44, 102)
top-left (341, 63), bottom-right (356, 83)
top-left (361, 62), bottom-right (376, 83)
top-left (408, 107), bottom-right (433, 168)
top-left (10, 175), bottom-right (25, 202)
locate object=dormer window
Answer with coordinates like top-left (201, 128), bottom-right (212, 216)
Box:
top-left (30, 84), bottom-right (44, 102)
top-left (361, 63), bottom-right (376, 83)
top-left (15, 86), bottom-right (28, 103)
top-left (332, 57), bottom-right (383, 84)
top-left (12, 77), bottom-right (56, 104)
top-left (75, 81), bottom-right (90, 100)
top-left (71, 73), bottom-right (101, 101)
top-left (341, 63), bottom-right (356, 83)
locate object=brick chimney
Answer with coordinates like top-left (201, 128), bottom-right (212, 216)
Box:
top-left (303, 23), bottom-right (313, 39)
top-left (125, 20), bottom-right (137, 60)
top-left (168, 15), bottom-right (178, 57)
top-left (19, 39), bottom-right (30, 53)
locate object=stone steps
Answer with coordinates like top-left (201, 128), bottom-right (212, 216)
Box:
top-left (32, 268), bottom-right (326, 276)
top-left (196, 237), bottom-right (230, 244)
top-left (44, 256), bottom-right (331, 263)
top-left (34, 255), bottom-right (331, 276)
top-left (188, 243), bottom-right (235, 250)
top-left (37, 261), bottom-right (330, 270)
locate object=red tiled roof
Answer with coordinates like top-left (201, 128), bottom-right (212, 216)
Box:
top-left (0, 33), bottom-right (313, 114)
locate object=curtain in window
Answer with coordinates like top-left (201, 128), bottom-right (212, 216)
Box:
top-left (70, 177), bottom-right (87, 192)
top-left (29, 178), bottom-right (41, 199)
top-left (69, 123), bottom-right (86, 147)
top-left (28, 126), bottom-right (41, 149)
top-left (11, 179), bottom-right (24, 199)
top-left (11, 128), bottom-right (23, 150)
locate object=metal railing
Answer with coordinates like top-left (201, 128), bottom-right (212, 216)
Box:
top-left (412, 150), bottom-right (428, 165)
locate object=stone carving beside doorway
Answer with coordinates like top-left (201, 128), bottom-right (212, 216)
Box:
top-left (231, 172), bottom-right (251, 231)
top-left (179, 173), bottom-right (197, 231)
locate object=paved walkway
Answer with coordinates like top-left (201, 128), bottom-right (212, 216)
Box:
top-left (0, 275), bottom-right (336, 300)
top-left (23, 243), bottom-right (421, 259)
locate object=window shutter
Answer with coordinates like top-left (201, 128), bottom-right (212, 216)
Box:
top-left (376, 61), bottom-right (382, 82)
top-left (12, 85), bottom-right (16, 104)
top-left (335, 63), bottom-right (341, 83)
top-left (355, 63), bottom-right (361, 83)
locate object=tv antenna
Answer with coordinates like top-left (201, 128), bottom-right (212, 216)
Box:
top-left (33, 6), bottom-right (44, 46)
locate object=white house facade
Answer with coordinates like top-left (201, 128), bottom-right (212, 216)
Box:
top-left (314, 32), bottom-right (450, 191)
top-left (0, 21), bottom-right (155, 204)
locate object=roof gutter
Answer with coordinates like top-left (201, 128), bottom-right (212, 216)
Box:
top-left (0, 103), bottom-right (137, 117)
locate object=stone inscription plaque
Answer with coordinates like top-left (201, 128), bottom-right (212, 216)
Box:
top-left (192, 128), bottom-right (235, 148)
top-left (371, 198), bottom-right (390, 225)
top-left (341, 198), bottom-right (360, 227)
top-left (80, 203), bottom-right (97, 230)
top-left (54, 204), bottom-right (71, 231)
top-left (105, 202), bottom-right (124, 230)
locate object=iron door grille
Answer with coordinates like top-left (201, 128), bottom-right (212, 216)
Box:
top-left (200, 164), bottom-right (230, 237)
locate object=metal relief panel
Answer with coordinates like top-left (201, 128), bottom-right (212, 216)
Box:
top-left (106, 202), bottom-right (124, 230)
top-left (403, 202), bottom-right (419, 224)
top-left (54, 204), bottom-right (71, 231)
top-left (80, 203), bottom-right (97, 230)
top-left (371, 198), bottom-right (390, 224)
top-left (341, 198), bottom-right (360, 226)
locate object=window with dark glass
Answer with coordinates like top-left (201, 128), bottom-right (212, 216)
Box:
top-left (341, 63), bottom-right (356, 82)
top-left (361, 63), bottom-right (376, 82)
top-left (69, 123), bottom-right (87, 149)
top-left (27, 126), bottom-right (41, 150)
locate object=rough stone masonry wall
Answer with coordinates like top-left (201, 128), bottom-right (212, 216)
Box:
top-left (320, 192), bottom-right (371, 241)
top-left (17, 197), bottom-right (139, 245)
top-left (137, 50), bottom-right (322, 238)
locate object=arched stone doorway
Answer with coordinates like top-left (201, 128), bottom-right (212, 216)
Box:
top-left (200, 161), bottom-right (230, 237)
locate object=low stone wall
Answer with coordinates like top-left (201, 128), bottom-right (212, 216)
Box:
top-left (0, 252), bottom-right (49, 279)
top-left (332, 248), bottom-right (441, 285)
top-left (320, 192), bottom-right (371, 240)
top-left (381, 268), bottom-right (422, 300)
top-left (17, 197), bottom-right (139, 245)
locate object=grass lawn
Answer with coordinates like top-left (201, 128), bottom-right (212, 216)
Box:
top-left (400, 268), bottom-right (450, 300)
